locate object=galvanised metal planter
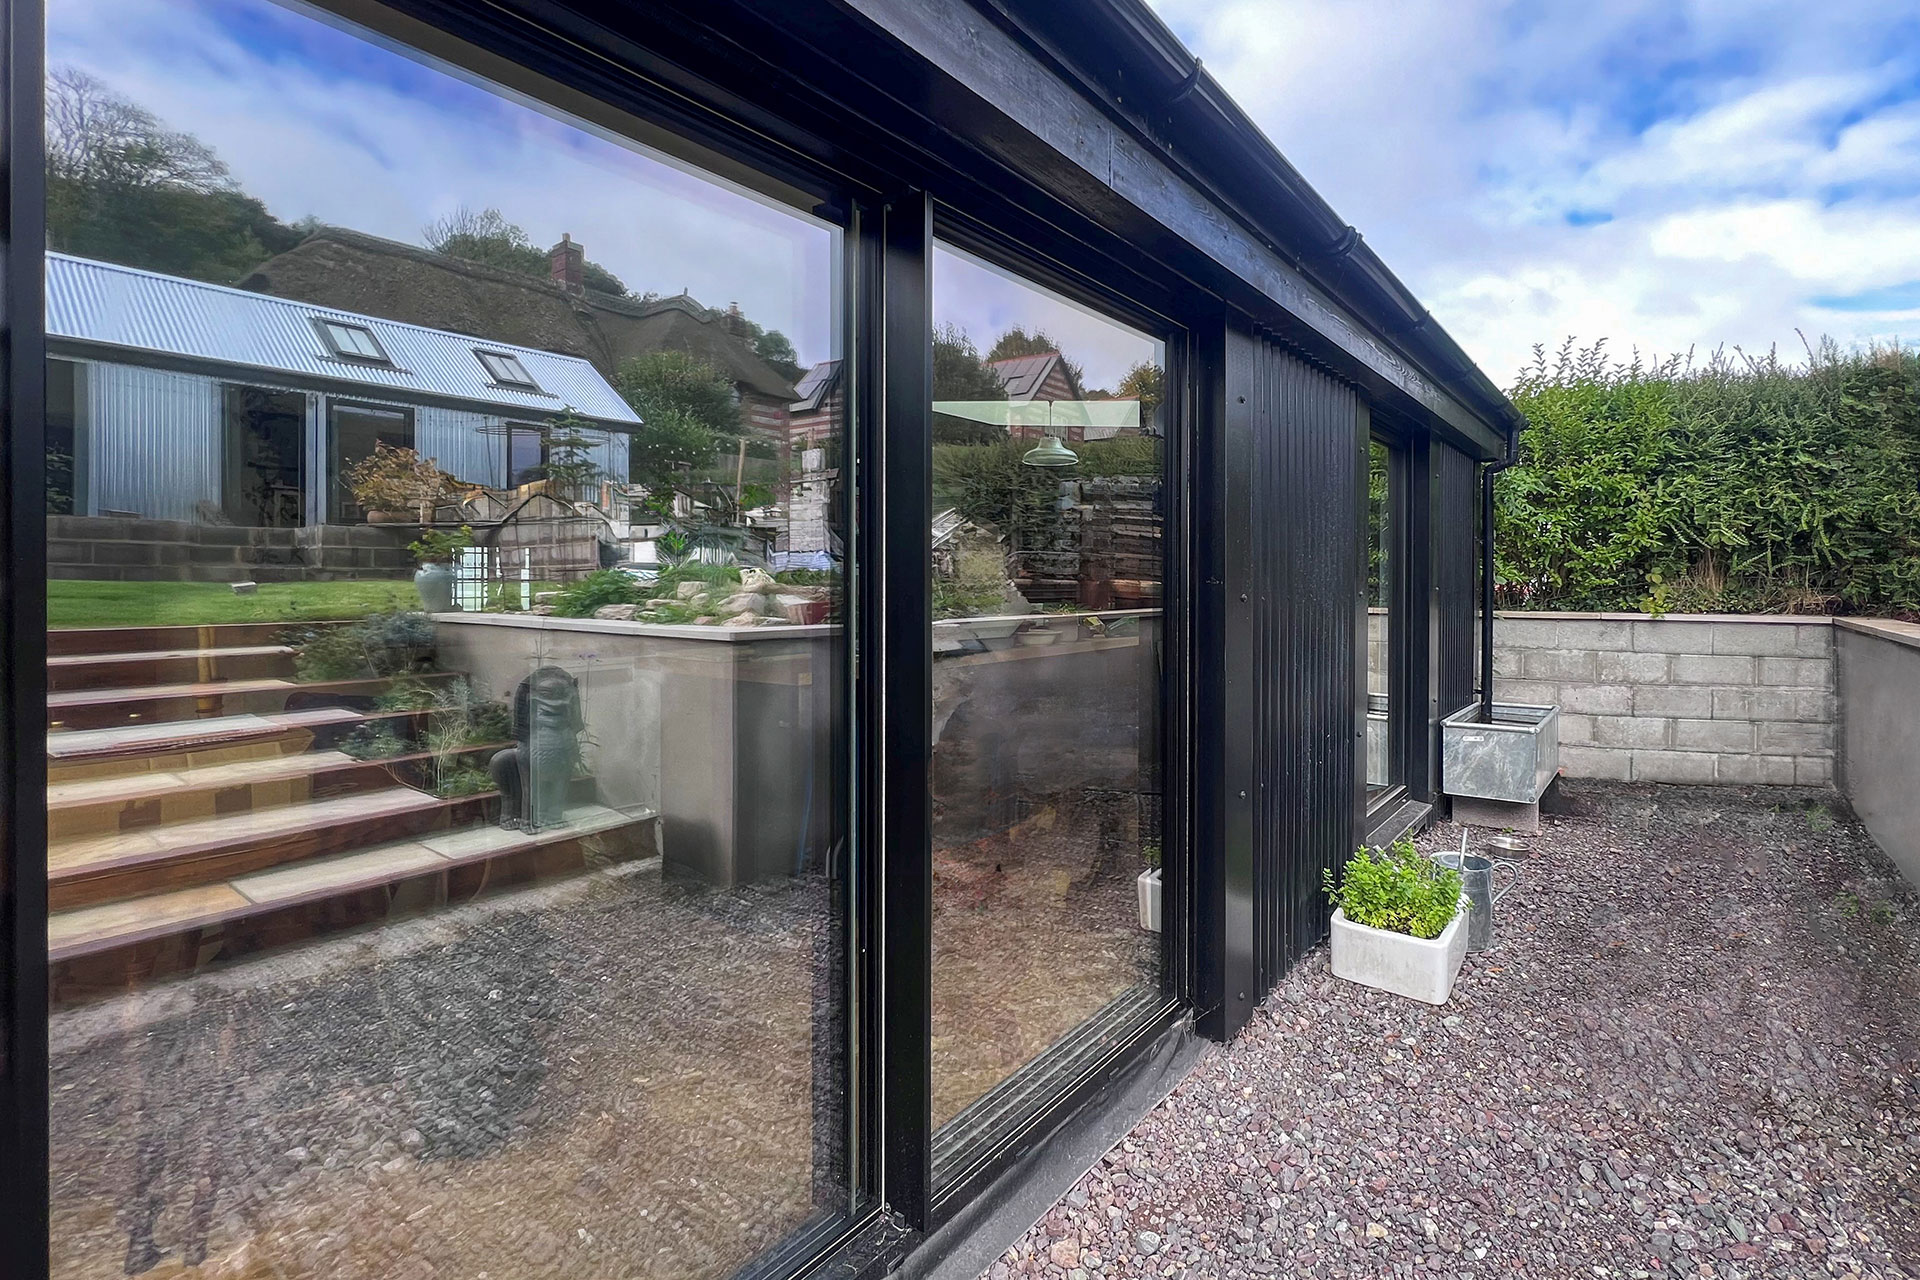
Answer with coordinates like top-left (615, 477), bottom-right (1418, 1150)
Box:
top-left (1443, 702), bottom-right (1560, 804)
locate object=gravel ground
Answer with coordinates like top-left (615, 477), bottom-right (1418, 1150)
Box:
top-left (987, 780), bottom-right (1920, 1280)
top-left (935, 788), bottom-right (1160, 1126)
top-left (50, 856), bottom-right (844, 1280)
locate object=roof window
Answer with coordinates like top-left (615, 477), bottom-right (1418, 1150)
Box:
top-left (476, 349), bottom-right (540, 390)
top-left (314, 318), bottom-right (391, 365)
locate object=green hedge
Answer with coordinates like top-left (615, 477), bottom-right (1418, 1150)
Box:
top-left (1496, 341), bottom-right (1920, 617)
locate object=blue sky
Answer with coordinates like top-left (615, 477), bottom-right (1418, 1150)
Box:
top-left (49, 0), bottom-right (1920, 388)
top-left (1148, 0), bottom-right (1920, 382)
top-left (48, 0), bottom-right (841, 366)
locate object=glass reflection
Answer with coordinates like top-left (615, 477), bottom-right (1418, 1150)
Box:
top-left (929, 244), bottom-right (1165, 1131)
top-left (44, 4), bottom-right (847, 1277)
top-left (1366, 437), bottom-right (1393, 799)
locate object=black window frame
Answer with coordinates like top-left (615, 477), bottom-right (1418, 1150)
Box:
top-left (1363, 426), bottom-right (1415, 824)
top-left (1, 2), bottom-right (1218, 1276)
top-left (922, 210), bottom-right (1195, 1221)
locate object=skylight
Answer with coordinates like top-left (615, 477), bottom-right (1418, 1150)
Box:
top-left (476, 349), bottom-right (540, 390)
top-left (314, 318), bottom-right (391, 364)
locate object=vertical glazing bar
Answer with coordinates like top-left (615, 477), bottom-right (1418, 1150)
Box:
top-left (1, 0), bottom-right (50, 1271)
top-left (1194, 320), bottom-right (1255, 1042)
top-left (876, 187), bottom-right (932, 1228)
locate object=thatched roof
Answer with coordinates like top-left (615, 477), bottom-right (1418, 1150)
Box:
top-left (238, 226), bottom-right (796, 400)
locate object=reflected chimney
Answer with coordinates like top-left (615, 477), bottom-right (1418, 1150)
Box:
top-left (550, 233), bottom-right (585, 294)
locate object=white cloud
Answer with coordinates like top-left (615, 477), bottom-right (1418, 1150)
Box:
top-left (48, 0), bottom-right (840, 366)
top-left (1149, 0), bottom-right (1920, 385)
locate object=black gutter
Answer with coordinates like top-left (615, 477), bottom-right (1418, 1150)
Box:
top-left (992, 0), bottom-right (1526, 451)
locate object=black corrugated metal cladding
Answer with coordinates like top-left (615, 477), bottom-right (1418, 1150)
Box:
top-left (1228, 329), bottom-right (1365, 994)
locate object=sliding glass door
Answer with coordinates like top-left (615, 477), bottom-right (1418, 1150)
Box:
top-left (927, 241), bottom-right (1170, 1155)
top-left (42, 4), bottom-right (852, 1277)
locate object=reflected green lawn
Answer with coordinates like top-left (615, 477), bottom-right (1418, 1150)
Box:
top-left (49, 578), bottom-right (423, 629)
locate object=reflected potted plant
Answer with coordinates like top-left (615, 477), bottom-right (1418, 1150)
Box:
top-left (346, 443), bottom-right (458, 525)
top-left (409, 525), bottom-right (472, 614)
top-left (1136, 840), bottom-right (1163, 932)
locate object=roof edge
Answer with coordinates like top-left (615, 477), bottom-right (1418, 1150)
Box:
top-left (987, 0), bottom-right (1524, 445)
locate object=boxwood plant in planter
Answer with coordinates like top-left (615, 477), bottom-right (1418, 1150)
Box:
top-left (1324, 839), bottom-right (1467, 1005)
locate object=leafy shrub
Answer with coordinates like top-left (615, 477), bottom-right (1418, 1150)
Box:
top-left (773, 568), bottom-right (836, 586)
top-left (1323, 839), bottom-right (1462, 939)
top-left (345, 443), bottom-right (459, 517)
top-left (408, 525), bottom-right (472, 564)
top-left (424, 682), bottom-right (511, 753)
top-left (339, 723), bottom-right (410, 760)
top-left (1499, 339), bottom-right (1920, 617)
top-left (374, 676), bottom-right (440, 712)
top-left (933, 540), bottom-right (1010, 619)
top-left (292, 612), bottom-right (435, 681)
top-left (549, 570), bottom-right (648, 617)
top-left (432, 765), bottom-right (495, 798)
top-left (649, 562), bottom-right (740, 596)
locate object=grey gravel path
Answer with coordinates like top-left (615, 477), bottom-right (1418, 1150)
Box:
top-left (987, 780), bottom-right (1920, 1279)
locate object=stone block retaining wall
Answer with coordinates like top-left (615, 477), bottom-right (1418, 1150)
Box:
top-left (49, 515), bottom-right (415, 582)
top-left (1493, 612), bottom-right (1835, 786)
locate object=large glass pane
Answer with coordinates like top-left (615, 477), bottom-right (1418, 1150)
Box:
top-left (44, 4), bottom-right (849, 1277)
top-left (929, 242), bottom-right (1166, 1133)
top-left (1366, 437), bottom-right (1396, 799)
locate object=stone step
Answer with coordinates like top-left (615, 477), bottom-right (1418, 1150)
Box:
top-left (47, 621), bottom-right (344, 658)
top-left (47, 787), bottom-right (498, 912)
top-left (48, 805), bottom-right (657, 1000)
top-left (47, 741), bottom-right (507, 841)
top-left (46, 643), bottom-right (298, 693)
top-left (46, 670), bottom-right (460, 731)
top-left (45, 707), bottom-right (435, 780)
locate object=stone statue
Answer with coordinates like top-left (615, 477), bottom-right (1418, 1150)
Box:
top-left (490, 665), bottom-right (584, 831)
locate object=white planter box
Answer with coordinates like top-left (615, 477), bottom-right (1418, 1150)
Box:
top-left (1329, 901), bottom-right (1468, 1005)
top-left (1136, 867), bottom-right (1162, 932)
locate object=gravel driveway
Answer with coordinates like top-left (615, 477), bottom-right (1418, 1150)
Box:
top-left (987, 780), bottom-right (1920, 1279)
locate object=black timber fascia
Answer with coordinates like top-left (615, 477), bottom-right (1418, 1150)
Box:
top-left (834, 0), bottom-right (1515, 460)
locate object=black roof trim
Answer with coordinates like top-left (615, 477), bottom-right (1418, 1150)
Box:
top-left (988, 0), bottom-right (1524, 444)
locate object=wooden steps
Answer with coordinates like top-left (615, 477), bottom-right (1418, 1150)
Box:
top-left (47, 643), bottom-right (297, 692)
top-left (47, 621), bottom-right (337, 658)
top-left (42, 620), bottom-right (657, 1000)
top-left (48, 804), bottom-right (652, 975)
top-left (47, 741), bottom-right (506, 840)
top-left (48, 669), bottom-right (460, 730)
top-left (48, 707), bottom-right (432, 778)
top-left (49, 788), bottom-right (501, 911)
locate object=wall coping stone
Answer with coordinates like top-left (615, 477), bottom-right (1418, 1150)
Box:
top-left (1836, 617), bottom-right (1920, 653)
top-left (1496, 611), bottom-right (1833, 625)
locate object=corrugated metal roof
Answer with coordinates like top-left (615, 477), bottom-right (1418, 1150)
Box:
top-left (46, 253), bottom-right (641, 428)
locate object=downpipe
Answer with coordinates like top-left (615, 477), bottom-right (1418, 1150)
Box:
top-left (1479, 454), bottom-right (1514, 724)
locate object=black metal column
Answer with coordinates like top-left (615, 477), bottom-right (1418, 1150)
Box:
top-left (0, 0), bottom-right (49, 1272)
top-left (871, 188), bottom-right (933, 1229)
top-left (1193, 320), bottom-right (1256, 1041)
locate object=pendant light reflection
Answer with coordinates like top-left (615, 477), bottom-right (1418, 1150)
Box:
top-left (1021, 432), bottom-right (1078, 468)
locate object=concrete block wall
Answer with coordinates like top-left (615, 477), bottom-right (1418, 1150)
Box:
top-left (1493, 612), bottom-right (1835, 786)
top-left (49, 515), bottom-right (416, 582)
